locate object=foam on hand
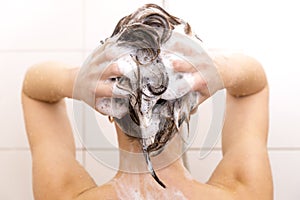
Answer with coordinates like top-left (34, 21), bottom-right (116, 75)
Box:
top-left (161, 53), bottom-right (195, 100)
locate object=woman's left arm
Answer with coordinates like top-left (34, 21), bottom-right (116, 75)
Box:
top-left (22, 62), bottom-right (96, 200)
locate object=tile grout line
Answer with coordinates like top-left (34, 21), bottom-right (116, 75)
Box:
top-left (33, 147), bottom-right (300, 151)
top-left (0, 48), bottom-right (99, 53)
top-left (0, 49), bottom-right (85, 53)
top-left (0, 147), bottom-right (84, 151)
top-left (189, 147), bottom-right (300, 151)
top-left (2, 147), bottom-right (300, 151)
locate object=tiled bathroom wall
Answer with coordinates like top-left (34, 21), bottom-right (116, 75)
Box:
top-left (0, 0), bottom-right (299, 199)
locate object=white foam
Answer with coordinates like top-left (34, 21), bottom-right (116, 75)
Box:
top-left (95, 97), bottom-right (128, 119)
top-left (111, 174), bottom-right (188, 200)
top-left (117, 55), bottom-right (137, 79)
top-left (161, 53), bottom-right (195, 100)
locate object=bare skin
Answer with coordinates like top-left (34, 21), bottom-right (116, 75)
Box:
top-left (22, 52), bottom-right (273, 200)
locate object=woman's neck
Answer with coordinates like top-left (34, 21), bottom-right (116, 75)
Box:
top-left (115, 156), bottom-right (193, 189)
top-left (115, 126), bottom-right (191, 179)
top-left (109, 124), bottom-right (195, 199)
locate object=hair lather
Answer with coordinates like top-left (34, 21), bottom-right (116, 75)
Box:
top-left (99, 4), bottom-right (201, 188)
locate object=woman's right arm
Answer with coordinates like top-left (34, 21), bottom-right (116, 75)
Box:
top-left (211, 53), bottom-right (270, 148)
top-left (208, 53), bottom-right (273, 199)
top-left (172, 50), bottom-right (272, 199)
top-left (214, 53), bottom-right (267, 97)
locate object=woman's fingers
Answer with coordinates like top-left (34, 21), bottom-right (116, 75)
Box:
top-left (90, 41), bottom-right (132, 68)
top-left (172, 55), bottom-right (224, 96)
top-left (191, 72), bottom-right (210, 97)
top-left (100, 62), bottom-right (123, 80)
top-left (172, 60), bottom-right (197, 73)
top-left (170, 59), bottom-right (211, 96)
top-left (164, 32), bottom-right (216, 72)
top-left (95, 81), bottom-right (115, 98)
top-left (171, 56), bottom-right (215, 72)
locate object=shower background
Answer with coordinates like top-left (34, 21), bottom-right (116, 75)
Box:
top-left (0, 0), bottom-right (299, 199)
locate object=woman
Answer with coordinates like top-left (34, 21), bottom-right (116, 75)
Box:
top-left (22, 4), bottom-right (273, 200)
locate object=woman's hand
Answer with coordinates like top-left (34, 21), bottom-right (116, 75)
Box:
top-left (163, 32), bottom-right (266, 104)
top-left (73, 39), bottom-right (129, 109)
top-left (22, 37), bottom-right (129, 107)
top-left (163, 32), bottom-right (225, 105)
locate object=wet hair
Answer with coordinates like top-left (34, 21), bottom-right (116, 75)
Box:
top-left (105, 3), bottom-right (199, 188)
top-left (110, 4), bottom-right (192, 38)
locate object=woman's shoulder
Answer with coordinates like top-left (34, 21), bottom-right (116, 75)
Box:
top-left (75, 179), bottom-right (234, 200)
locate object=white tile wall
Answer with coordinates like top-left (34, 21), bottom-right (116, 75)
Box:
top-left (84, 0), bottom-right (163, 50)
top-left (83, 103), bottom-right (119, 149)
top-left (0, 52), bottom-right (84, 149)
top-left (80, 49), bottom-right (119, 148)
top-left (65, 99), bottom-right (85, 148)
top-left (187, 150), bottom-right (223, 182)
top-left (189, 91), bottom-right (224, 149)
top-left (0, 151), bottom-right (33, 200)
top-left (0, 150), bottom-right (83, 200)
top-left (0, 0), bottom-right (83, 50)
top-left (84, 150), bottom-right (118, 185)
top-left (269, 151), bottom-right (300, 200)
top-left (188, 150), bottom-right (300, 200)
top-left (166, 0), bottom-right (300, 148)
top-left (0, 0), bottom-right (299, 199)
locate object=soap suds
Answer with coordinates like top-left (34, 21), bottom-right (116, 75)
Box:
top-left (110, 174), bottom-right (188, 200)
top-left (90, 3), bottom-right (210, 188)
